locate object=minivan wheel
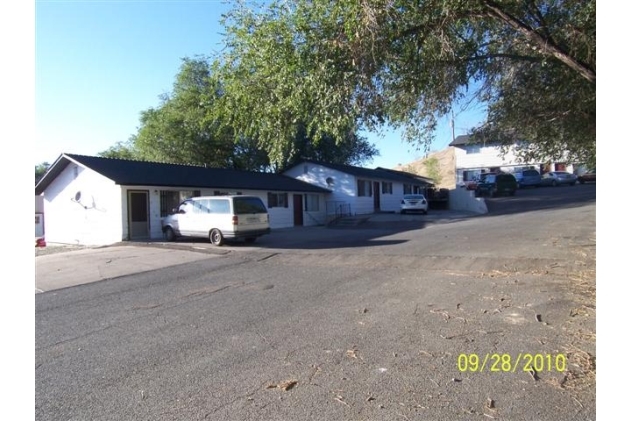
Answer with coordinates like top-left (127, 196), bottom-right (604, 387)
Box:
top-left (164, 227), bottom-right (176, 242)
top-left (209, 229), bottom-right (224, 246)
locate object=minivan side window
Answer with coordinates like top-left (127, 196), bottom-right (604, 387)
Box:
top-left (234, 197), bottom-right (267, 214)
top-left (179, 200), bottom-right (196, 214)
top-left (208, 199), bottom-right (230, 214)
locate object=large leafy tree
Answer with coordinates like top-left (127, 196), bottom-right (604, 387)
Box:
top-left (216, 0), bottom-right (595, 166)
top-left (131, 57), bottom-right (245, 168)
top-left (99, 140), bottom-right (139, 160)
top-left (102, 56), bottom-right (377, 171)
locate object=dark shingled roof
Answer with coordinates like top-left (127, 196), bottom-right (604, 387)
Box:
top-left (375, 167), bottom-right (434, 185)
top-left (449, 134), bottom-right (472, 146)
top-left (35, 154), bottom-right (331, 195)
top-left (299, 160), bottom-right (434, 185)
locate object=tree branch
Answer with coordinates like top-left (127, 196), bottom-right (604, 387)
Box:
top-left (452, 53), bottom-right (544, 63)
top-left (482, 0), bottom-right (595, 84)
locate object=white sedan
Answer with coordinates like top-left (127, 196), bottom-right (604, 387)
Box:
top-left (400, 194), bottom-right (429, 214)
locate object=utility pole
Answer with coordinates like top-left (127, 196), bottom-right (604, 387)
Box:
top-left (451, 110), bottom-right (455, 144)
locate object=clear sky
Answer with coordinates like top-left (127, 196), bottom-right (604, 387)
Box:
top-left (35, 0), bottom-right (485, 169)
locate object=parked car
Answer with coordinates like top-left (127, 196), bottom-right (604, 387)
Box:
top-left (475, 173), bottom-right (517, 197)
top-left (514, 169), bottom-right (542, 188)
top-left (540, 171), bottom-right (578, 187)
top-left (578, 169), bottom-right (596, 184)
top-left (464, 180), bottom-right (478, 190)
top-left (401, 194), bottom-right (429, 214)
top-left (161, 195), bottom-right (270, 246)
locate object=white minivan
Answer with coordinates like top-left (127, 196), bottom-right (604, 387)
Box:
top-left (161, 195), bottom-right (270, 246)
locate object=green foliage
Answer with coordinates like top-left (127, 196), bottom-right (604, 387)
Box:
top-left (35, 162), bottom-right (50, 184)
top-left (215, 0), bottom-right (595, 165)
top-left (131, 57), bottom-right (249, 168)
top-left (103, 54), bottom-right (376, 171)
top-left (424, 157), bottom-right (442, 186)
top-left (99, 140), bottom-right (139, 160)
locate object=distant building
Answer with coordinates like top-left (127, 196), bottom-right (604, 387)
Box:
top-left (449, 135), bottom-right (574, 187)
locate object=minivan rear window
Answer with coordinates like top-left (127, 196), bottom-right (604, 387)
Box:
top-left (234, 197), bottom-right (268, 214)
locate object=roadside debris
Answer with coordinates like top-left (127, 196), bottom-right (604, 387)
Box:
top-left (266, 380), bottom-right (297, 391)
top-left (346, 349), bottom-right (359, 359)
top-left (528, 368), bottom-right (539, 381)
top-left (334, 395), bottom-right (350, 406)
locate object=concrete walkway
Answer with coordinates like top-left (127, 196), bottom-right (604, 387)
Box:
top-left (35, 245), bottom-right (213, 293)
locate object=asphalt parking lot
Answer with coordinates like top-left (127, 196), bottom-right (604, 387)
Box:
top-left (35, 209), bottom-right (478, 292)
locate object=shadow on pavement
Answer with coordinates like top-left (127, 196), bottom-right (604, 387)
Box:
top-left (484, 184), bottom-right (596, 216)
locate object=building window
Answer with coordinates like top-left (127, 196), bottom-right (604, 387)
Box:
top-left (160, 191), bottom-right (181, 217)
top-left (305, 194), bottom-right (320, 211)
top-left (357, 179), bottom-right (372, 197)
top-left (267, 192), bottom-right (288, 208)
top-left (382, 182), bottom-right (393, 194)
top-left (466, 145), bottom-right (481, 154)
top-left (403, 184), bottom-right (412, 194)
top-left (160, 190), bottom-right (202, 217)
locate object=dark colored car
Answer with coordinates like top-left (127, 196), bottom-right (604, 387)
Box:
top-left (578, 170), bottom-right (596, 184)
top-left (475, 173), bottom-right (518, 197)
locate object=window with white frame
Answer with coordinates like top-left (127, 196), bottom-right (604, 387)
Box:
top-left (267, 192), bottom-right (288, 208)
top-left (382, 182), bottom-right (393, 194)
top-left (160, 190), bottom-right (201, 217)
top-left (305, 194), bottom-right (320, 211)
top-left (357, 179), bottom-right (372, 197)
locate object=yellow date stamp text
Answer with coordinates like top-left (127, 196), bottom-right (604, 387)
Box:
top-left (457, 353), bottom-right (567, 373)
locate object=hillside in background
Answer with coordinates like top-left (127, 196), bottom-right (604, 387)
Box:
top-left (394, 147), bottom-right (456, 189)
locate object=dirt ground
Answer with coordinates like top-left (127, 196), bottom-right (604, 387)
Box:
top-left (394, 147), bottom-right (457, 189)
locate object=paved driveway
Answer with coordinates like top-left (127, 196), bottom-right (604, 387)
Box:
top-left (36, 209), bottom-right (476, 292)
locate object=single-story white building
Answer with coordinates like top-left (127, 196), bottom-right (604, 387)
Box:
top-left (283, 160), bottom-right (434, 216)
top-left (35, 154), bottom-right (330, 245)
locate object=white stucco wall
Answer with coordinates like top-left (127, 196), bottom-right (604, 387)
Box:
top-left (35, 196), bottom-right (44, 213)
top-left (285, 163), bottom-right (421, 215)
top-left (448, 188), bottom-right (488, 214)
top-left (454, 144), bottom-right (523, 169)
top-left (43, 163), bottom-right (122, 245)
top-left (284, 163), bottom-right (358, 213)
